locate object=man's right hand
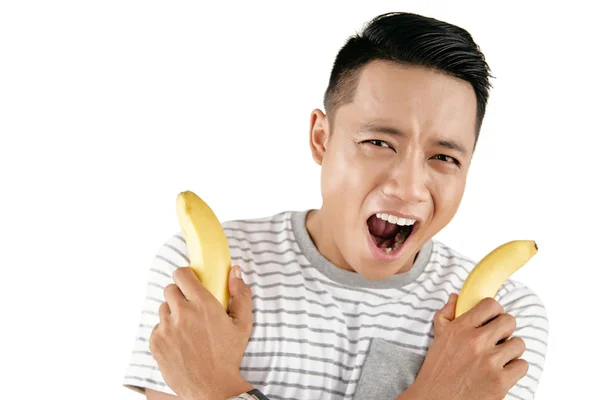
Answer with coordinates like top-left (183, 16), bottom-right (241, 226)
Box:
top-left (403, 294), bottom-right (529, 400)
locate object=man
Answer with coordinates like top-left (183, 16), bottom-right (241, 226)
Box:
top-left (123, 11), bottom-right (548, 400)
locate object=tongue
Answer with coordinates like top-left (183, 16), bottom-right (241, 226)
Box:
top-left (367, 215), bottom-right (398, 238)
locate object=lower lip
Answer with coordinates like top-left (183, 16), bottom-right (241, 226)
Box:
top-left (366, 224), bottom-right (416, 262)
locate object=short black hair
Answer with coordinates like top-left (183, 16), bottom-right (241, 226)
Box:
top-left (324, 12), bottom-right (493, 142)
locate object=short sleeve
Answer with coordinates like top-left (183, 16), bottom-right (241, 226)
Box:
top-left (495, 280), bottom-right (549, 400)
top-left (122, 233), bottom-right (190, 396)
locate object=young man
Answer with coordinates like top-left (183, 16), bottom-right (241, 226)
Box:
top-left (123, 11), bottom-right (548, 400)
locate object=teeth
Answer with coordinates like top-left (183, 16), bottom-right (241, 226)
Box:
top-left (376, 213), bottom-right (416, 226)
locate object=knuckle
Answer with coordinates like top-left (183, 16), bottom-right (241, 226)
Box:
top-left (172, 266), bottom-right (184, 281)
top-left (481, 297), bottom-right (504, 314)
top-left (513, 337), bottom-right (527, 355)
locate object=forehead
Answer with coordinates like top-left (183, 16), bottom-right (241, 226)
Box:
top-left (340, 60), bottom-right (478, 148)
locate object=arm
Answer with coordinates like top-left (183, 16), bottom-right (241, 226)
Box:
top-left (146, 389), bottom-right (178, 399)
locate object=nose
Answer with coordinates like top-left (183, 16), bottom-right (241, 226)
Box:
top-left (381, 155), bottom-right (429, 204)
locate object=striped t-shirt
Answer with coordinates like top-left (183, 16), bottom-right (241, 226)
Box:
top-left (123, 210), bottom-right (549, 400)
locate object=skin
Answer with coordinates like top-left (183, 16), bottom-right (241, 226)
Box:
top-left (146, 60), bottom-right (528, 400)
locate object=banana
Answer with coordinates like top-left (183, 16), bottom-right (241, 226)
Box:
top-left (455, 240), bottom-right (538, 318)
top-left (175, 190), bottom-right (231, 310)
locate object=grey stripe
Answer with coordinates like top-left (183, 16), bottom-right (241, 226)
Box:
top-left (307, 276), bottom-right (446, 306)
top-left (509, 304), bottom-right (546, 313)
top-left (502, 293), bottom-right (540, 309)
top-left (515, 324), bottom-right (549, 335)
top-left (245, 269), bottom-right (304, 279)
top-left (224, 227), bottom-right (294, 235)
top-left (252, 321), bottom-right (433, 340)
top-left (506, 391), bottom-right (527, 400)
top-left (230, 245), bottom-right (303, 256)
top-left (416, 271), bottom-right (463, 292)
top-left (244, 351), bottom-right (357, 371)
top-left (145, 296), bottom-right (163, 304)
top-left (253, 308), bottom-right (346, 325)
top-left (516, 314), bottom-right (549, 322)
top-left (129, 363), bottom-right (159, 371)
top-left (235, 216), bottom-right (291, 225)
top-left (435, 245), bottom-right (476, 265)
top-left (150, 268), bottom-right (170, 279)
top-left (239, 366), bottom-right (359, 385)
top-left (253, 294), bottom-right (436, 323)
top-left (248, 336), bottom-right (369, 358)
top-left (249, 331), bottom-right (429, 351)
top-left (229, 237), bottom-right (300, 246)
top-left (515, 382), bottom-right (535, 395)
top-left (248, 281), bottom-right (440, 313)
top-left (164, 243), bottom-right (190, 264)
top-left (253, 307), bottom-right (432, 328)
top-left (124, 375), bottom-right (166, 387)
top-left (148, 282), bottom-right (165, 290)
top-left (136, 337), bottom-right (148, 342)
top-left (142, 310), bottom-right (158, 317)
top-left (420, 264), bottom-right (469, 281)
top-left (138, 323), bottom-right (155, 329)
top-left (517, 334), bottom-right (548, 347)
top-left (246, 380), bottom-right (346, 398)
top-left (174, 234), bottom-right (185, 244)
top-left (133, 350), bottom-right (152, 356)
top-left (253, 294), bottom-right (337, 308)
top-left (331, 294), bottom-right (438, 312)
top-left (240, 257), bottom-right (308, 267)
top-left (156, 255), bottom-right (179, 269)
top-left (525, 360), bottom-right (544, 372)
top-left (525, 347), bottom-right (546, 359)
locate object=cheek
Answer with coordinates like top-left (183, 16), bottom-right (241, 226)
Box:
top-left (429, 173), bottom-right (466, 217)
top-left (322, 144), bottom-right (372, 197)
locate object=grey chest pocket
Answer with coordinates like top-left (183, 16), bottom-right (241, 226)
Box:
top-left (353, 338), bottom-right (426, 400)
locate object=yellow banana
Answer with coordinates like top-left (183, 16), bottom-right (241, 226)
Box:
top-left (175, 190), bottom-right (231, 310)
top-left (455, 240), bottom-right (538, 318)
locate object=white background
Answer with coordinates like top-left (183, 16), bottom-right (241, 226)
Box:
top-left (1, 1), bottom-right (598, 399)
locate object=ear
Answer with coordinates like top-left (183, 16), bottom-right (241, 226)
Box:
top-left (309, 108), bottom-right (330, 166)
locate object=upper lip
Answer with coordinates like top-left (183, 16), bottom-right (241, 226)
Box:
top-left (371, 210), bottom-right (422, 223)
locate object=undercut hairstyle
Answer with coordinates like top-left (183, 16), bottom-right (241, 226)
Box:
top-left (324, 12), bottom-right (493, 143)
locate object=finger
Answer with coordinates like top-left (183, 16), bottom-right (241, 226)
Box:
top-left (480, 313), bottom-right (517, 345)
top-left (158, 301), bottom-right (171, 321)
top-left (433, 293), bottom-right (458, 335)
top-left (461, 297), bottom-right (504, 328)
top-left (227, 266), bottom-right (253, 335)
top-left (164, 283), bottom-right (186, 314)
top-left (173, 266), bottom-right (210, 302)
top-left (503, 358), bottom-right (529, 388)
top-left (496, 337), bottom-right (527, 366)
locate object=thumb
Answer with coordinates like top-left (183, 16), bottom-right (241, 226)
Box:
top-left (227, 265), bottom-right (253, 334)
top-left (433, 293), bottom-right (458, 337)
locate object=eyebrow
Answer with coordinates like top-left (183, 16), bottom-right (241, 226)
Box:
top-left (360, 122), bottom-right (468, 156)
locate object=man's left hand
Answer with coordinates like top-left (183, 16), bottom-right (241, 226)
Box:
top-left (149, 265), bottom-right (255, 400)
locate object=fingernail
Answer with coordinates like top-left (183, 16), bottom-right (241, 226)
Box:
top-left (235, 266), bottom-right (242, 279)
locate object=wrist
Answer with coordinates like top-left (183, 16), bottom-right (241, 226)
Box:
top-left (187, 376), bottom-right (254, 400)
top-left (219, 376), bottom-right (254, 399)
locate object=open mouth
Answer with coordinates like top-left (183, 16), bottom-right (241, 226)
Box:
top-left (367, 213), bottom-right (416, 254)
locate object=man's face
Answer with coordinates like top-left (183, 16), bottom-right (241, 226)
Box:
top-left (309, 60), bottom-right (478, 280)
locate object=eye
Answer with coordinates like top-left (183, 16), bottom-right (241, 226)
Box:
top-left (365, 139), bottom-right (392, 149)
top-left (432, 154), bottom-right (460, 166)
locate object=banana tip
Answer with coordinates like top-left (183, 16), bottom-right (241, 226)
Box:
top-left (534, 241), bottom-right (538, 251)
